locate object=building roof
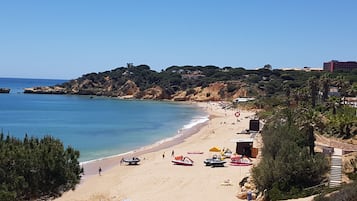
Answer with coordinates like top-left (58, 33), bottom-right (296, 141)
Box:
top-left (231, 138), bottom-right (254, 143)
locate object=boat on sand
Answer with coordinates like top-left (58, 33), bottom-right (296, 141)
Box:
top-left (230, 155), bottom-right (252, 166)
top-left (204, 159), bottom-right (226, 167)
top-left (222, 148), bottom-right (233, 158)
top-left (172, 155), bottom-right (194, 166)
top-left (204, 155), bottom-right (226, 167)
top-left (122, 157), bottom-right (141, 165)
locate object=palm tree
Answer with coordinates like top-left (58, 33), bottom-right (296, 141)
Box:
top-left (327, 106), bottom-right (357, 139)
top-left (308, 77), bottom-right (318, 107)
top-left (333, 75), bottom-right (349, 97)
top-left (319, 74), bottom-right (331, 102)
top-left (326, 96), bottom-right (341, 115)
top-left (346, 83), bottom-right (357, 97)
top-left (294, 107), bottom-right (324, 155)
top-left (292, 88), bottom-right (309, 106)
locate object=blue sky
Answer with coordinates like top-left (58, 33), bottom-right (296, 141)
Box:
top-left (1, 0), bottom-right (356, 79)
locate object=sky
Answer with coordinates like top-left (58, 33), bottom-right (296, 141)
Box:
top-left (1, 0), bottom-right (357, 79)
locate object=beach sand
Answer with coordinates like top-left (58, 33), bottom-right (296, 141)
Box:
top-left (55, 102), bottom-right (260, 201)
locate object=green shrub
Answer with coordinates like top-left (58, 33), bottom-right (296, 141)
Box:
top-left (252, 108), bottom-right (329, 200)
top-left (0, 133), bottom-right (81, 200)
top-left (226, 83), bottom-right (238, 93)
top-left (186, 88), bottom-right (196, 96)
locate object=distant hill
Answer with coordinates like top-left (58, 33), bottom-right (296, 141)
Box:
top-left (24, 64), bottom-right (357, 101)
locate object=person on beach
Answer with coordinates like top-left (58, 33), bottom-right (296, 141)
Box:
top-left (120, 158), bottom-right (124, 165)
top-left (162, 152), bottom-right (165, 159)
top-left (99, 167), bottom-right (102, 176)
top-left (171, 150), bottom-right (174, 157)
top-left (247, 190), bottom-right (252, 201)
top-left (80, 166), bottom-right (85, 175)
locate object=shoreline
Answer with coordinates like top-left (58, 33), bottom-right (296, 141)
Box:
top-left (79, 107), bottom-right (210, 180)
top-left (55, 102), bottom-right (258, 201)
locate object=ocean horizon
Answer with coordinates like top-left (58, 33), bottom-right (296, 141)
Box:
top-left (0, 77), bottom-right (208, 162)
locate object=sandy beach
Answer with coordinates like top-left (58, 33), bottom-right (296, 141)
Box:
top-left (55, 102), bottom-right (260, 201)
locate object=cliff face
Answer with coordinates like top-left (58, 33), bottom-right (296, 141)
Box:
top-left (23, 77), bottom-right (258, 101)
top-left (137, 86), bottom-right (168, 99)
top-left (118, 80), bottom-right (140, 97)
top-left (171, 82), bottom-right (249, 102)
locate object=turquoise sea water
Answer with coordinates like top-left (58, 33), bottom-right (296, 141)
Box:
top-left (0, 78), bottom-right (208, 162)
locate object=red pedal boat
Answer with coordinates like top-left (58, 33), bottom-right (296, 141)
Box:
top-left (172, 155), bottom-right (194, 166)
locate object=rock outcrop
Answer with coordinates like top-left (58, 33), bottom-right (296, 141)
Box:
top-left (137, 86), bottom-right (168, 99)
top-left (24, 86), bottom-right (65, 94)
top-left (118, 80), bottom-right (139, 97)
top-left (343, 152), bottom-right (357, 175)
top-left (0, 88), bottom-right (10, 93)
top-left (236, 176), bottom-right (259, 200)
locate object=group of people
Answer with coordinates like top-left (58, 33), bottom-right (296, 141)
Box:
top-left (162, 150), bottom-right (175, 159)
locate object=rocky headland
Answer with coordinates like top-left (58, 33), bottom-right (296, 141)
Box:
top-left (23, 80), bottom-right (250, 102)
top-left (22, 65), bottom-right (261, 101)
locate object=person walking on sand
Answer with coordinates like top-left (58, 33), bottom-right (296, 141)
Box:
top-left (162, 152), bottom-right (165, 159)
top-left (120, 158), bottom-right (124, 165)
top-left (171, 150), bottom-right (174, 157)
top-left (247, 190), bottom-right (252, 201)
top-left (99, 167), bottom-right (102, 176)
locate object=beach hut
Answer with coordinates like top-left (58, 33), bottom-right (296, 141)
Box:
top-left (322, 146), bottom-right (334, 156)
top-left (249, 120), bottom-right (260, 131)
top-left (231, 139), bottom-right (254, 157)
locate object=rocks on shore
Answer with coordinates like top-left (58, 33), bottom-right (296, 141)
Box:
top-left (236, 176), bottom-right (261, 200)
top-left (24, 86), bottom-right (66, 94)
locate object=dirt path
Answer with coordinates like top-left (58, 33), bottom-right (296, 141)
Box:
top-left (315, 134), bottom-right (357, 152)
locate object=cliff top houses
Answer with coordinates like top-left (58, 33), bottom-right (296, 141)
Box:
top-left (280, 67), bottom-right (322, 71)
top-left (323, 60), bottom-right (357, 72)
top-left (279, 60), bottom-right (357, 73)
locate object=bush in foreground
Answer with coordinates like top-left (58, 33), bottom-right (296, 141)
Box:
top-left (252, 109), bottom-right (329, 200)
top-left (0, 133), bottom-right (81, 201)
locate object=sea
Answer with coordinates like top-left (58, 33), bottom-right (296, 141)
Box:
top-left (0, 78), bottom-right (208, 162)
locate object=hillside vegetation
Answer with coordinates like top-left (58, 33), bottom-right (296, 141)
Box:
top-left (250, 70), bottom-right (357, 200)
top-left (25, 64), bottom-right (357, 101)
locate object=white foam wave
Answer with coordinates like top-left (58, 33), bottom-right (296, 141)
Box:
top-left (151, 115), bottom-right (209, 146)
top-left (80, 150), bottom-right (134, 165)
top-left (182, 115), bottom-right (209, 130)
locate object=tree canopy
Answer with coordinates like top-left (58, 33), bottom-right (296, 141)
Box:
top-left (0, 133), bottom-right (81, 201)
top-left (252, 109), bottom-right (329, 200)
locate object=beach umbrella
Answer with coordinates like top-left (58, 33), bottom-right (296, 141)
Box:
top-left (209, 146), bottom-right (221, 152)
